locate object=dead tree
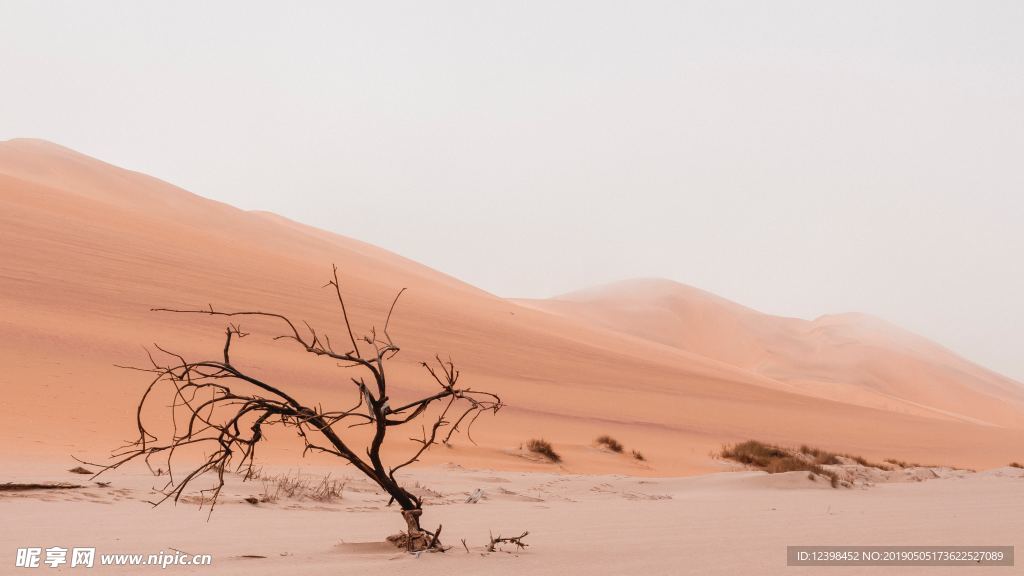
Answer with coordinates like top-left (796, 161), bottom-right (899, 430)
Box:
top-left (91, 266), bottom-right (502, 551)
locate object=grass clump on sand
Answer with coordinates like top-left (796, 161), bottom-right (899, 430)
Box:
top-left (595, 435), bottom-right (624, 453)
top-left (527, 439), bottom-right (561, 463)
top-left (884, 458), bottom-right (925, 468)
top-left (631, 449), bottom-right (646, 461)
top-left (722, 440), bottom-right (841, 488)
top-left (250, 471), bottom-right (346, 503)
top-left (1010, 462), bottom-right (1024, 469)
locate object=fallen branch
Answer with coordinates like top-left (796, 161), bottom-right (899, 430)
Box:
top-left (0, 482), bottom-right (83, 491)
top-left (426, 524), bottom-right (444, 551)
top-left (487, 530), bottom-right (529, 552)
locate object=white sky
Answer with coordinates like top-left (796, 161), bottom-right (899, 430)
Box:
top-left (2, 1), bottom-right (1023, 380)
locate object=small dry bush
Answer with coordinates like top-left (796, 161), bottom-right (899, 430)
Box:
top-left (1010, 462), bottom-right (1024, 469)
top-left (527, 439), bottom-right (561, 463)
top-left (631, 449), bottom-right (646, 461)
top-left (595, 435), bottom-right (624, 453)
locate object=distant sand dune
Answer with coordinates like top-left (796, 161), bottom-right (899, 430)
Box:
top-left (518, 278), bottom-right (1024, 427)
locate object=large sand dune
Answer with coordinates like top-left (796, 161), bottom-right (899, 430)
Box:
top-left (519, 279), bottom-right (1024, 427)
top-left (1, 138), bottom-right (1023, 474)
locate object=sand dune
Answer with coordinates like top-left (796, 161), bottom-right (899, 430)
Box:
top-left (519, 278), bottom-right (1024, 427)
top-left (1, 138), bottom-right (1023, 475)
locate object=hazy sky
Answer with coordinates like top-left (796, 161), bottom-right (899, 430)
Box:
top-left (2, 1), bottom-right (1023, 380)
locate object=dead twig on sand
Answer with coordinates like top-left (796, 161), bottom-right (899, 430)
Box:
top-left (487, 530), bottom-right (529, 552)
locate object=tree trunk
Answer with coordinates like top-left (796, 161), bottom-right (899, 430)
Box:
top-left (397, 508), bottom-right (430, 551)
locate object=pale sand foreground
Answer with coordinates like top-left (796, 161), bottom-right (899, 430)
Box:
top-left (2, 460), bottom-right (1021, 575)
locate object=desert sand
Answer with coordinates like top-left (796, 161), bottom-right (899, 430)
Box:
top-left (1, 138), bottom-right (1022, 573)
top-left (2, 459), bottom-right (1022, 575)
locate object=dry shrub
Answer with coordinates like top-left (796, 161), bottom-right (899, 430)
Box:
top-left (1010, 462), bottom-right (1024, 469)
top-left (721, 440), bottom-right (788, 467)
top-left (595, 435), bottom-right (624, 453)
top-left (631, 449), bottom-right (646, 461)
top-left (527, 439), bottom-right (561, 463)
top-left (723, 440), bottom-right (841, 487)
